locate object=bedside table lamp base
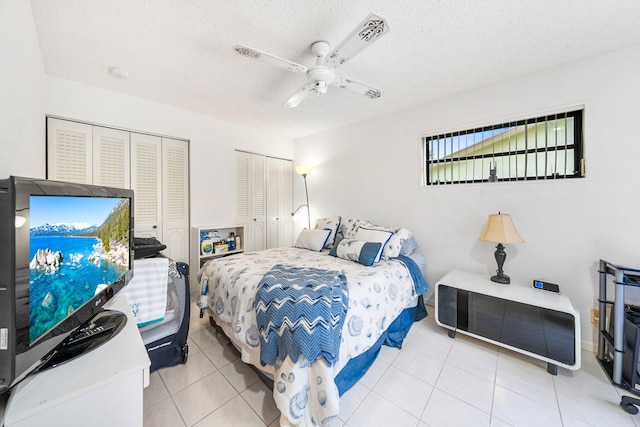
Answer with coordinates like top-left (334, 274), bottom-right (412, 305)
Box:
top-left (491, 243), bottom-right (510, 284)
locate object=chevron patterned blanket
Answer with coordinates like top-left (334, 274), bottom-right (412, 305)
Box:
top-left (255, 264), bottom-right (348, 367)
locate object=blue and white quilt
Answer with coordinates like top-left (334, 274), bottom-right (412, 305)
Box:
top-left (200, 247), bottom-right (422, 426)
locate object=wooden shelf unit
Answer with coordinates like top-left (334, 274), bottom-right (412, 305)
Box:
top-left (189, 225), bottom-right (245, 296)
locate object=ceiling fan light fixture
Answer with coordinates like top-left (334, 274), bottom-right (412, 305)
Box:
top-left (314, 80), bottom-right (328, 95)
top-left (236, 13), bottom-right (388, 108)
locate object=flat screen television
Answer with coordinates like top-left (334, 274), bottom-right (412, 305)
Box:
top-left (0, 176), bottom-right (134, 392)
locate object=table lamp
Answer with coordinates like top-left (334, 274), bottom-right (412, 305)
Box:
top-left (478, 212), bottom-right (523, 284)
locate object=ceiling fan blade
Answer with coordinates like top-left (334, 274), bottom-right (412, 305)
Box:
top-left (333, 75), bottom-right (383, 99)
top-left (233, 45), bottom-right (307, 73)
top-left (284, 83), bottom-right (315, 108)
top-left (325, 14), bottom-right (390, 68)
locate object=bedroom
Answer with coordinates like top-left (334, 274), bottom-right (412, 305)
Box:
top-left (2, 0), bottom-right (640, 426)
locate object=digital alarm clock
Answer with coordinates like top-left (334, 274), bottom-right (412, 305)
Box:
top-left (533, 280), bottom-right (560, 293)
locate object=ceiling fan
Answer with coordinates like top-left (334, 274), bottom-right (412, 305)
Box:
top-left (233, 13), bottom-right (390, 108)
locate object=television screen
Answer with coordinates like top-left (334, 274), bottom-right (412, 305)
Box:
top-left (0, 176), bottom-right (135, 393)
top-left (28, 195), bottom-right (131, 345)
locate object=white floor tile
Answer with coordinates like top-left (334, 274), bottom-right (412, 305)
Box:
top-left (446, 336), bottom-right (499, 383)
top-left (555, 381), bottom-right (636, 426)
top-left (377, 343), bottom-right (401, 364)
top-left (492, 385), bottom-right (562, 427)
top-left (435, 363), bottom-right (494, 413)
top-left (337, 382), bottom-right (370, 422)
top-left (497, 346), bottom-right (549, 375)
top-left (560, 414), bottom-right (597, 427)
top-left (346, 391), bottom-right (419, 427)
top-left (421, 388), bottom-right (490, 427)
top-left (404, 321), bottom-right (455, 362)
top-left (373, 365), bottom-right (433, 417)
top-left (192, 395), bottom-right (266, 427)
top-left (190, 326), bottom-right (226, 352)
top-left (489, 417), bottom-right (513, 427)
top-left (199, 333), bottom-right (241, 369)
top-left (219, 358), bottom-right (260, 393)
top-left (172, 371), bottom-right (238, 426)
top-left (158, 351), bottom-right (217, 394)
top-left (144, 370), bottom-right (170, 409)
top-left (188, 335), bottom-right (202, 357)
top-left (554, 350), bottom-right (619, 401)
top-left (144, 398), bottom-right (186, 427)
top-left (357, 356), bottom-right (389, 389)
top-left (241, 379), bottom-right (281, 425)
top-left (393, 346), bottom-right (446, 386)
top-left (495, 357), bottom-right (558, 408)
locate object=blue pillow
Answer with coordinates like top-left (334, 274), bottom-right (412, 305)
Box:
top-left (330, 238), bottom-right (382, 266)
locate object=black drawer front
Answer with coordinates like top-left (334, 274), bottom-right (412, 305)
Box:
top-left (437, 284), bottom-right (575, 365)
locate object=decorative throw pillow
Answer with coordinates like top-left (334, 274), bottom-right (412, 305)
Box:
top-left (359, 223), bottom-right (415, 259)
top-left (314, 216), bottom-right (341, 249)
top-left (354, 227), bottom-right (393, 263)
top-left (337, 218), bottom-right (369, 241)
top-left (400, 235), bottom-right (419, 256)
top-left (294, 228), bottom-right (332, 251)
top-left (331, 238), bottom-right (382, 266)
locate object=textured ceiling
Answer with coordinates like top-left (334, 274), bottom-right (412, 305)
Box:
top-left (30, 0), bottom-right (640, 139)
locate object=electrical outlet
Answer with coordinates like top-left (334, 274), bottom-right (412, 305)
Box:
top-left (590, 308), bottom-right (599, 325)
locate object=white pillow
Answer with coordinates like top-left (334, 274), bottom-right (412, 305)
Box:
top-left (354, 226), bottom-right (393, 263)
top-left (314, 216), bottom-right (341, 249)
top-left (361, 223), bottom-right (414, 259)
top-left (294, 228), bottom-right (332, 251)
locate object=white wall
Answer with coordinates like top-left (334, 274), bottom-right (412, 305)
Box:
top-left (0, 2), bottom-right (295, 231)
top-left (0, 0), bottom-right (46, 178)
top-left (295, 44), bottom-right (640, 350)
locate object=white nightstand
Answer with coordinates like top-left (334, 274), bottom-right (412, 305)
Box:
top-left (435, 270), bottom-right (581, 375)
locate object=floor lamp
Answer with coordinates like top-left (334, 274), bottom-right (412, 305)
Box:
top-left (292, 165), bottom-right (311, 229)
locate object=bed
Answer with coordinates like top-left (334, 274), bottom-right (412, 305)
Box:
top-left (198, 217), bottom-right (428, 426)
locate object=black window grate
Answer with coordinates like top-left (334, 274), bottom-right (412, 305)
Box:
top-left (423, 110), bottom-right (584, 185)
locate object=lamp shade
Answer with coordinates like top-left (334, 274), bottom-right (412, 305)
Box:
top-left (478, 213), bottom-right (523, 244)
top-left (295, 165), bottom-right (312, 176)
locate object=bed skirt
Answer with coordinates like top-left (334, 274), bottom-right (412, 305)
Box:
top-left (335, 295), bottom-right (427, 395)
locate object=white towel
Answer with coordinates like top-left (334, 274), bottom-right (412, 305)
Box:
top-left (121, 257), bottom-right (169, 326)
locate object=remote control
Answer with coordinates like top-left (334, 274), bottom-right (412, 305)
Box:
top-left (66, 322), bottom-right (116, 345)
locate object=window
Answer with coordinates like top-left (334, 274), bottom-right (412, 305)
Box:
top-left (423, 109), bottom-right (584, 185)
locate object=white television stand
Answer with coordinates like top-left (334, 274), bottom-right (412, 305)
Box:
top-left (2, 295), bottom-right (150, 427)
top-left (435, 270), bottom-right (581, 374)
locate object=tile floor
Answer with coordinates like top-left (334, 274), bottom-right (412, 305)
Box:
top-left (143, 303), bottom-right (640, 426)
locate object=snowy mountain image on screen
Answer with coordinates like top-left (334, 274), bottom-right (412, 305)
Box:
top-left (30, 223), bottom-right (97, 236)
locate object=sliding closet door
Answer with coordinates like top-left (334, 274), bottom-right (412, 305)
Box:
top-left (162, 138), bottom-right (190, 262)
top-left (131, 133), bottom-right (162, 240)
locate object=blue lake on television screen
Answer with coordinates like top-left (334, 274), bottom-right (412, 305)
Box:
top-left (28, 196), bottom-right (130, 343)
